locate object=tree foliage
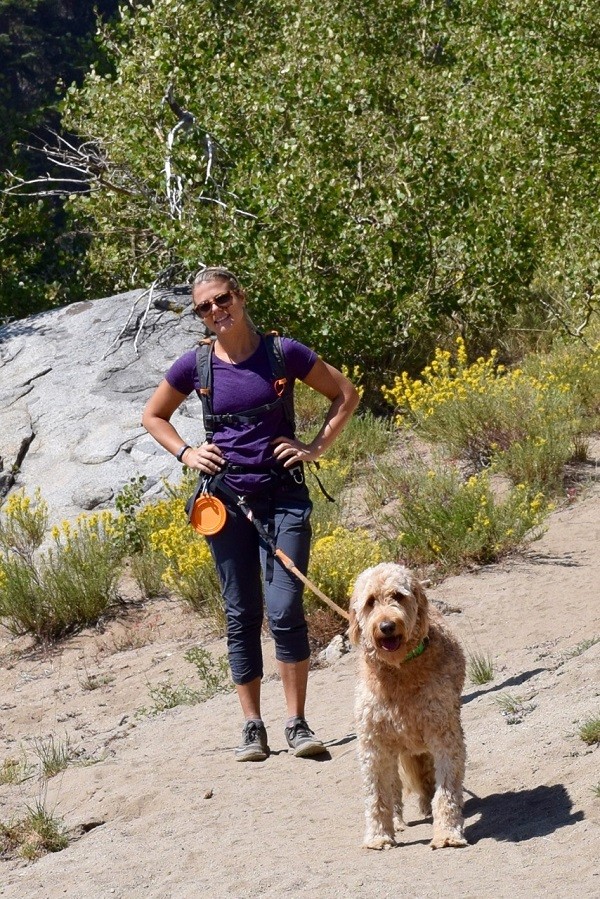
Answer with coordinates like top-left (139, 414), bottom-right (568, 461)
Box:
top-left (7, 1), bottom-right (600, 379)
top-left (0, 0), bottom-right (119, 319)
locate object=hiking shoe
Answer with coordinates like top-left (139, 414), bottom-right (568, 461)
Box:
top-left (234, 720), bottom-right (269, 762)
top-left (285, 717), bottom-right (326, 758)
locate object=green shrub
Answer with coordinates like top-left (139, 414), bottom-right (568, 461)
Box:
top-left (138, 647), bottom-right (231, 717)
top-left (495, 432), bottom-right (575, 493)
top-left (114, 477), bottom-right (170, 598)
top-left (0, 489), bottom-right (47, 561)
top-left (58, 0), bottom-right (600, 381)
top-left (129, 549), bottom-right (169, 599)
top-left (306, 457), bottom-right (351, 537)
top-left (139, 681), bottom-right (204, 716)
top-left (114, 475), bottom-right (148, 555)
top-left (296, 377), bottom-right (394, 472)
top-left (184, 646), bottom-right (232, 698)
top-left (137, 497), bottom-right (224, 624)
top-left (307, 526), bottom-right (383, 612)
top-left (0, 492), bottom-right (122, 640)
top-left (368, 459), bottom-right (549, 571)
top-left (383, 336), bottom-right (593, 489)
top-left (522, 335), bottom-right (600, 424)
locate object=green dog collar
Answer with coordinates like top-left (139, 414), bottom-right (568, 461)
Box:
top-left (404, 637), bottom-right (429, 663)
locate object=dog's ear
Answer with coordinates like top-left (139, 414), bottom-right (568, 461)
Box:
top-left (412, 578), bottom-right (430, 642)
top-left (347, 604), bottom-right (361, 646)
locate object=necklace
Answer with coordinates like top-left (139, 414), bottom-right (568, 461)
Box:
top-left (216, 333), bottom-right (260, 365)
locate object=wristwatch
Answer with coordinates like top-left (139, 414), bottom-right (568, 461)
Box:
top-left (175, 444), bottom-right (191, 463)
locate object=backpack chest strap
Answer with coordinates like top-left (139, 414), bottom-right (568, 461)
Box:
top-left (195, 332), bottom-right (295, 440)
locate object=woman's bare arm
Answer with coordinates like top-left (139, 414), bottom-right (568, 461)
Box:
top-left (272, 358), bottom-right (360, 467)
top-left (142, 380), bottom-right (224, 472)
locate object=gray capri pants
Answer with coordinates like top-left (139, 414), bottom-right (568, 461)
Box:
top-left (205, 481), bottom-right (312, 684)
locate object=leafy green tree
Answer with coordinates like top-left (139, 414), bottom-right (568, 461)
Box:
top-left (12, 1), bottom-right (600, 380)
top-left (0, 0), bottom-right (119, 319)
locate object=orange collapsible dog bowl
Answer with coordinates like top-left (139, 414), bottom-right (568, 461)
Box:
top-left (189, 494), bottom-right (227, 535)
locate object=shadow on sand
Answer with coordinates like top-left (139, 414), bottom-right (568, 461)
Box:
top-left (462, 667), bottom-right (548, 704)
top-left (464, 783), bottom-right (583, 843)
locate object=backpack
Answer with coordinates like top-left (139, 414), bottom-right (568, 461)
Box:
top-left (195, 331), bottom-right (295, 442)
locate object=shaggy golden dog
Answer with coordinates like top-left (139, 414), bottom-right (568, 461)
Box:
top-left (350, 562), bottom-right (467, 850)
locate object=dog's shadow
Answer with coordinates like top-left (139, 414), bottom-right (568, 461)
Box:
top-left (462, 667), bottom-right (548, 704)
top-left (464, 783), bottom-right (583, 843)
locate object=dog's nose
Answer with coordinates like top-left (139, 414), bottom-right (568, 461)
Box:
top-left (378, 620), bottom-right (396, 636)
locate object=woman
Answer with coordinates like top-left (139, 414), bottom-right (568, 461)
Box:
top-left (142, 267), bottom-right (359, 761)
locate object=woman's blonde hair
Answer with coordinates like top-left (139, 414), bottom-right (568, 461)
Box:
top-left (193, 266), bottom-right (241, 291)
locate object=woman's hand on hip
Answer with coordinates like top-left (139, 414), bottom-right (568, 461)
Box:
top-left (183, 443), bottom-right (224, 474)
top-left (272, 436), bottom-right (320, 467)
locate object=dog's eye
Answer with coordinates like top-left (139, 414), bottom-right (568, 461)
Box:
top-left (391, 591), bottom-right (406, 603)
top-left (364, 596), bottom-right (376, 609)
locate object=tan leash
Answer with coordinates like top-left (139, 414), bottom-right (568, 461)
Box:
top-left (274, 548), bottom-right (350, 621)
top-left (189, 472), bottom-right (350, 621)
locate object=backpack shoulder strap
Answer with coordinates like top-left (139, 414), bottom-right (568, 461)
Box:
top-left (194, 331), bottom-right (295, 439)
top-left (195, 337), bottom-right (216, 441)
top-left (262, 331), bottom-right (286, 385)
top-left (263, 331), bottom-right (295, 433)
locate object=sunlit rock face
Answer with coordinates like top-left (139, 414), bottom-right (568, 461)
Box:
top-left (0, 287), bottom-right (206, 522)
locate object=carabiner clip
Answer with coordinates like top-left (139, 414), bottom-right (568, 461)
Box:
top-left (290, 464), bottom-right (304, 485)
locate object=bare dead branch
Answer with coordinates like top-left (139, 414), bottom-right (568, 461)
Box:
top-left (3, 90), bottom-right (257, 243)
top-left (2, 130), bottom-right (156, 201)
top-left (192, 194), bottom-right (258, 219)
top-left (102, 286), bottom-right (151, 360)
top-left (134, 264), bottom-right (190, 355)
top-left (535, 291), bottom-right (597, 347)
top-left (162, 84), bottom-right (195, 128)
top-left (160, 84), bottom-right (255, 221)
top-left (162, 85), bottom-right (196, 220)
top-left (102, 263), bottom-right (188, 360)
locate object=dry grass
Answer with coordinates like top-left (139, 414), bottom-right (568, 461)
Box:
top-left (0, 755), bottom-right (34, 786)
top-left (32, 735), bottom-right (73, 779)
top-left (579, 714), bottom-right (600, 746)
top-left (467, 651), bottom-right (495, 685)
top-left (0, 801), bottom-right (68, 860)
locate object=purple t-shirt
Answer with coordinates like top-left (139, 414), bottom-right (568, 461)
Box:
top-left (165, 336), bottom-right (318, 493)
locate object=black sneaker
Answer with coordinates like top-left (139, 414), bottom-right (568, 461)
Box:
top-left (285, 717), bottom-right (326, 758)
top-left (235, 720), bottom-right (270, 762)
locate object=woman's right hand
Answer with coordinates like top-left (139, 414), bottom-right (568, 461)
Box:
top-left (181, 443), bottom-right (225, 475)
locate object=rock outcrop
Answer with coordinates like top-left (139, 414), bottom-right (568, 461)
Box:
top-left (0, 287), bottom-right (207, 523)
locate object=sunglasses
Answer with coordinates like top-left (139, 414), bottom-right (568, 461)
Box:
top-left (192, 291), bottom-right (235, 318)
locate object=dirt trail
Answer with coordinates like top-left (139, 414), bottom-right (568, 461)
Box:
top-left (1, 482), bottom-right (599, 899)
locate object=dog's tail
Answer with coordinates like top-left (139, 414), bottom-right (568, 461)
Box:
top-left (399, 752), bottom-right (436, 813)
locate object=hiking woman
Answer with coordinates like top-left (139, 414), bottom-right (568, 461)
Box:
top-left (142, 267), bottom-right (359, 761)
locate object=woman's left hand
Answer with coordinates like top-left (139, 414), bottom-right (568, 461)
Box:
top-left (272, 436), bottom-right (320, 468)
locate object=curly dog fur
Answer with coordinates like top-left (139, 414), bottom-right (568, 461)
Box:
top-left (350, 562), bottom-right (467, 850)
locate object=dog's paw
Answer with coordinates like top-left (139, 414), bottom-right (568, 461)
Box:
top-left (418, 799), bottom-right (432, 818)
top-left (430, 832), bottom-right (468, 850)
top-left (363, 834), bottom-right (396, 851)
top-left (393, 814), bottom-right (406, 833)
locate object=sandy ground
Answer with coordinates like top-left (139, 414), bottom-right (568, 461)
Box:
top-left (1, 478), bottom-right (599, 898)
